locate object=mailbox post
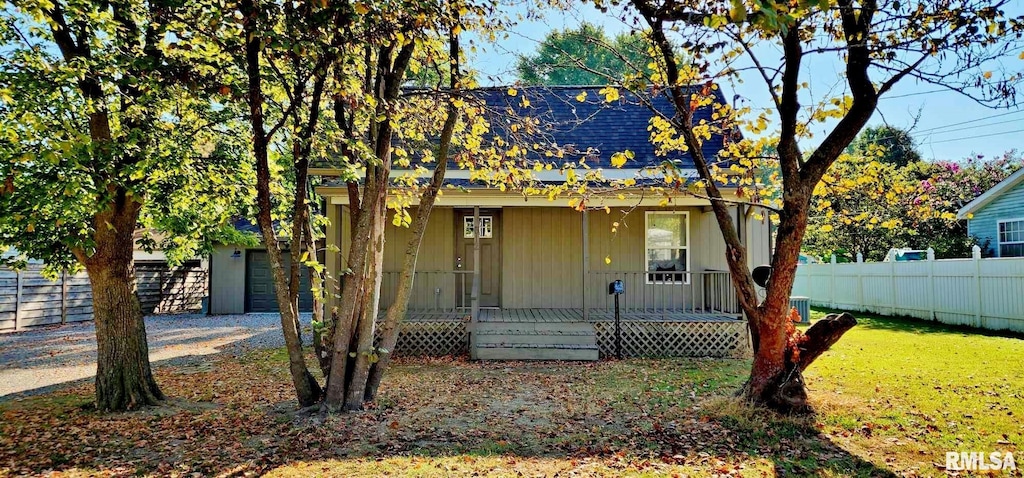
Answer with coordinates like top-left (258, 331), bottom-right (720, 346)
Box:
top-left (608, 280), bottom-right (624, 359)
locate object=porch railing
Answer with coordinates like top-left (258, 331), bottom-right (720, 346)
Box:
top-left (585, 270), bottom-right (740, 315)
top-left (379, 270), bottom-right (472, 313)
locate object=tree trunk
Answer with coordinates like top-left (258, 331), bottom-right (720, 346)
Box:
top-left (79, 192), bottom-right (164, 412)
top-left (322, 40), bottom-right (416, 412)
top-left (241, 0), bottom-right (321, 407)
top-left (365, 74), bottom-right (460, 401)
top-left (343, 200), bottom-right (385, 410)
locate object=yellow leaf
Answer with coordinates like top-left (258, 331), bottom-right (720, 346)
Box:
top-left (984, 71), bottom-right (993, 79)
top-left (605, 256), bottom-right (611, 265)
top-left (575, 91), bottom-right (587, 102)
top-left (729, 1), bottom-right (747, 22)
top-left (522, 97), bottom-right (530, 107)
top-left (507, 87), bottom-right (517, 97)
top-left (353, 2), bottom-right (369, 14)
top-left (598, 86), bottom-right (620, 102)
top-left (820, 224), bottom-right (834, 232)
top-left (610, 152), bottom-right (628, 168)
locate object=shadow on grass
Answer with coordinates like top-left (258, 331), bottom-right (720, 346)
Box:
top-left (0, 344), bottom-right (900, 477)
top-left (810, 306), bottom-right (1024, 340)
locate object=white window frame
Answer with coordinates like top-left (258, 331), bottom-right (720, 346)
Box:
top-left (644, 211), bottom-right (690, 285)
top-left (463, 215), bottom-right (493, 239)
top-left (997, 217), bottom-right (1024, 257)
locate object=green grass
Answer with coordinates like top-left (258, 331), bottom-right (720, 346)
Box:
top-left (804, 308), bottom-right (1024, 470)
top-left (2, 308), bottom-right (1021, 477)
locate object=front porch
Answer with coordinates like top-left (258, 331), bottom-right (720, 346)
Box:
top-left (330, 203), bottom-right (766, 361)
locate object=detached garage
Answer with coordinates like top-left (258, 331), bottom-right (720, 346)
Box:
top-left (210, 244), bottom-right (314, 315)
top-left (244, 250), bottom-right (313, 312)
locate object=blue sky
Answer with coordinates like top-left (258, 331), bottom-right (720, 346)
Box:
top-left (466, 3), bottom-right (1024, 162)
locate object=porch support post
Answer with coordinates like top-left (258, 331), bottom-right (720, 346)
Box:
top-left (471, 206), bottom-right (481, 323)
top-left (581, 208), bottom-right (589, 322)
top-left (325, 203), bottom-right (342, 318)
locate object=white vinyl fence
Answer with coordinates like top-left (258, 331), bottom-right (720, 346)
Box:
top-left (793, 247), bottom-right (1024, 333)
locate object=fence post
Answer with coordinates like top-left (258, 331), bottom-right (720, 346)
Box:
top-left (973, 245), bottom-right (983, 327)
top-left (61, 270), bottom-right (68, 325)
top-left (829, 255), bottom-right (837, 309)
top-left (926, 248), bottom-right (935, 320)
top-left (855, 253), bottom-right (864, 312)
top-left (14, 270), bottom-right (22, 331)
top-left (888, 249), bottom-right (898, 316)
top-left (158, 266), bottom-right (166, 314)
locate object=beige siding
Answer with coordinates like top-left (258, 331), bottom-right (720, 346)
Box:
top-left (382, 207), bottom-right (454, 272)
top-left (745, 213), bottom-right (772, 268)
top-left (325, 202), bottom-right (770, 311)
top-left (501, 207), bottom-right (583, 308)
top-left (587, 206), bottom-right (710, 272)
top-left (336, 206), bottom-right (456, 310)
top-left (337, 206), bottom-right (455, 271)
top-left (324, 204), bottom-right (343, 316)
top-left (695, 210), bottom-right (728, 271)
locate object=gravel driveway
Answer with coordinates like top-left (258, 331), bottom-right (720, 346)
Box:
top-left (0, 313), bottom-right (298, 399)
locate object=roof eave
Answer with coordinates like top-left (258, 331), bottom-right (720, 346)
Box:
top-left (956, 167), bottom-right (1024, 219)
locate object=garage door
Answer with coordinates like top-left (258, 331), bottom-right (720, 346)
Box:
top-left (245, 250), bottom-right (314, 313)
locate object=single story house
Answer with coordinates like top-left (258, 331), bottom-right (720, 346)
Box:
top-left (208, 219), bottom-right (313, 314)
top-left (957, 167), bottom-right (1024, 257)
top-left (313, 86), bottom-right (769, 360)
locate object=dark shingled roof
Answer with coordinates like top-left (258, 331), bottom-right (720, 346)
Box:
top-left (318, 85), bottom-right (732, 189)
top-left (470, 85), bottom-right (730, 169)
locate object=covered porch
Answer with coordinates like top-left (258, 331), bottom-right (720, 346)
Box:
top-left (323, 195), bottom-right (768, 360)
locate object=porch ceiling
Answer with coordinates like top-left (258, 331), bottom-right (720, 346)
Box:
top-left (319, 187), bottom-right (739, 207)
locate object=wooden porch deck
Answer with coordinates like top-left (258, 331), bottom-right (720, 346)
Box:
top-left (391, 308), bottom-right (742, 323)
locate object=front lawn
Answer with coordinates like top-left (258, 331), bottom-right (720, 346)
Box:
top-left (1, 309), bottom-right (1020, 477)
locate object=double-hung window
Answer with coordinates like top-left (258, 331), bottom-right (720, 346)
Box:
top-left (998, 219), bottom-right (1024, 257)
top-left (645, 211), bottom-right (689, 284)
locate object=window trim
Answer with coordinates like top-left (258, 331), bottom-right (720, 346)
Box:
top-left (644, 210), bottom-right (690, 285)
top-left (463, 215), bottom-right (493, 239)
top-left (997, 217), bottom-right (1024, 257)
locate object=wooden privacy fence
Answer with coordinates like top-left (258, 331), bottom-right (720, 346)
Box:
top-left (0, 261), bottom-right (208, 332)
top-left (792, 247), bottom-right (1024, 333)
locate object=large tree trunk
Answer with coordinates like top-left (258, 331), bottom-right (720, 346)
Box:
top-left (322, 40), bottom-right (416, 412)
top-left (78, 191), bottom-right (164, 412)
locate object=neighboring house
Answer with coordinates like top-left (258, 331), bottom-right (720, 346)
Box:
top-left (312, 86), bottom-right (768, 360)
top-left (208, 219), bottom-right (313, 315)
top-left (957, 167), bottom-right (1024, 258)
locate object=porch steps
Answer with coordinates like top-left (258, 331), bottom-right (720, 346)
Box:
top-left (471, 322), bottom-right (599, 361)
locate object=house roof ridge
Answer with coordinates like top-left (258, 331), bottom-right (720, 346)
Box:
top-left (957, 167), bottom-right (1024, 219)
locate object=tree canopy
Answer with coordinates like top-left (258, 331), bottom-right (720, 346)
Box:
top-left (804, 151), bottom-right (1023, 261)
top-left (848, 125), bottom-right (922, 168)
top-left (0, 0), bottom-right (253, 411)
top-left (515, 23), bottom-right (651, 85)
